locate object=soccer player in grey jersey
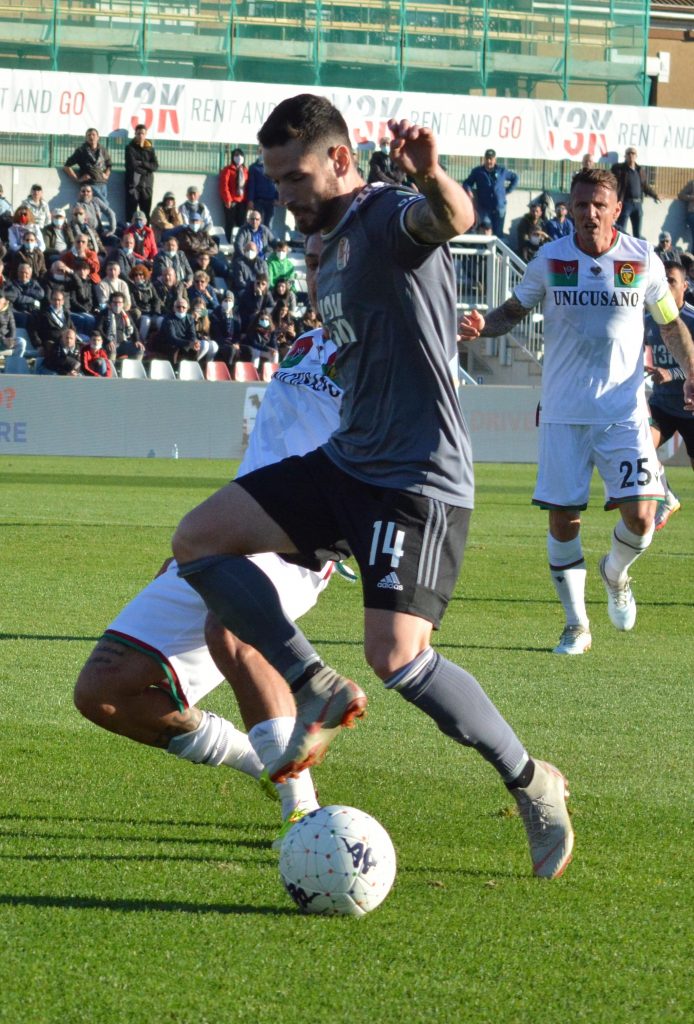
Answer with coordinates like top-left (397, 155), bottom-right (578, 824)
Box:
top-left (174, 94), bottom-right (573, 878)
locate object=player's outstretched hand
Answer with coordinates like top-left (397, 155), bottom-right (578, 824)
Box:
top-left (387, 119), bottom-right (439, 181)
top-left (458, 309), bottom-right (486, 341)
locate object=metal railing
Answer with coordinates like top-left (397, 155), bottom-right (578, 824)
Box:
top-left (450, 234), bottom-right (544, 366)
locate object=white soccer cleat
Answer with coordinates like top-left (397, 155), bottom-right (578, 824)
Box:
top-left (599, 555), bottom-right (636, 631)
top-left (654, 489), bottom-right (681, 532)
top-left (513, 760), bottom-right (574, 879)
top-left (553, 624), bottom-right (592, 655)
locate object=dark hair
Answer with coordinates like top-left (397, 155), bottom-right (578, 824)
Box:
top-left (109, 291), bottom-right (125, 302)
top-left (135, 124), bottom-right (147, 131)
top-left (570, 168), bottom-right (618, 195)
top-left (663, 261), bottom-right (685, 278)
top-left (257, 94), bottom-right (351, 152)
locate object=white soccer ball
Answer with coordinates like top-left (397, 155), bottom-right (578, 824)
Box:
top-left (279, 805), bottom-right (397, 917)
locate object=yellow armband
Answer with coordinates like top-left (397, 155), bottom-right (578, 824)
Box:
top-left (647, 288), bottom-right (679, 326)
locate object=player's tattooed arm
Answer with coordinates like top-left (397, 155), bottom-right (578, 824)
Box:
top-left (405, 172), bottom-right (476, 243)
top-left (660, 318), bottom-right (694, 408)
top-left (480, 297), bottom-right (531, 337)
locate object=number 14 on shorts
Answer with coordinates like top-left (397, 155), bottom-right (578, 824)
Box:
top-left (369, 520), bottom-right (405, 568)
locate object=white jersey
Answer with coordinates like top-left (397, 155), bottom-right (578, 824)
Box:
top-left (514, 232), bottom-right (673, 425)
top-left (238, 328), bottom-right (342, 475)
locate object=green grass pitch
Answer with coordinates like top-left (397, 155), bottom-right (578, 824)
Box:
top-left (1, 456), bottom-right (692, 1024)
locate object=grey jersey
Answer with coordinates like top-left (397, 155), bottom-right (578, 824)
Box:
top-left (318, 184), bottom-right (474, 508)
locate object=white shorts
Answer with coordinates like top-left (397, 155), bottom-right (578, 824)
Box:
top-left (532, 419), bottom-right (664, 511)
top-left (105, 554), bottom-right (334, 710)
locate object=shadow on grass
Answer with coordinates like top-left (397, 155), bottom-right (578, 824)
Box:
top-left (0, 892), bottom-right (295, 916)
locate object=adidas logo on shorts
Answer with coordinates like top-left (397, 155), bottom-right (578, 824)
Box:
top-left (377, 572), bottom-right (403, 591)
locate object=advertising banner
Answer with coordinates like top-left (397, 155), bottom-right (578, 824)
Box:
top-left (2, 68), bottom-right (693, 166)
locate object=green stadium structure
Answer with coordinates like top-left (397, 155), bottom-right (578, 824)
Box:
top-left (0, 1), bottom-right (650, 102)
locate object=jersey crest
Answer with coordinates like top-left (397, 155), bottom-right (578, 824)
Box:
top-left (614, 261), bottom-right (645, 288)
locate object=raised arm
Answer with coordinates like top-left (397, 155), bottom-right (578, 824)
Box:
top-left (387, 118), bottom-right (475, 243)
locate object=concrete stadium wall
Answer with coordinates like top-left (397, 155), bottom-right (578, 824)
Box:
top-left (0, 377), bottom-right (542, 463)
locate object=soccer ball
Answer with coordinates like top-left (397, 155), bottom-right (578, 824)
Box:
top-left (279, 805), bottom-right (397, 917)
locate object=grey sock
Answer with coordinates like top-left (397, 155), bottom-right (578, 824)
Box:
top-left (178, 555), bottom-right (320, 683)
top-left (386, 649), bottom-right (528, 782)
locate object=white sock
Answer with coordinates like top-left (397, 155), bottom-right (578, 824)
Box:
top-left (167, 710), bottom-right (263, 778)
top-left (606, 522), bottom-right (654, 582)
top-left (248, 717), bottom-right (320, 819)
top-left (547, 534), bottom-right (588, 627)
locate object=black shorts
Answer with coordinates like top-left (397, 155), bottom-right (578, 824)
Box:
top-left (237, 448), bottom-right (471, 628)
top-left (649, 403), bottom-right (694, 458)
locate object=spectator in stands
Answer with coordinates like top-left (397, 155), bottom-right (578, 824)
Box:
top-left (31, 287), bottom-right (75, 356)
top-left (8, 230), bottom-right (46, 279)
top-left (8, 206), bottom-right (45, 253)
top-left (463, 149), bottom-right (518, 238)
top-left (97, 291), bottom-right (143, 361)
top-left (23, 184), bottom-right (50, 229)
top-left (545, 201), bottom-right (572, 241)
top-left (187, 270), bottom-right (219, 312)
top-left (128, 265), bottom-right (162, 342)
top-left (80, 329), bottom-right (112, 377)
top-left (581, 154), bottom-right (596, 171)
top-left (157, 296), bottom-right (212, 365)
top-left (237, 271), bottom-right (273, 332)
top-left (240, 309), bottom-right (279, 368)
top-left (681, 252), bottom-right (694, 304)
top-left (266, 239), bottom-right (295, 290)
top-left (150, 192), bottom-right (182, 241)
top-left (62, 234), bottom-right (101, 283)
top-left (271, 298), bottom-right (297, 356)
top-left (96, 260), bottom-right (133, 311)
top-left (64, 260), bottom-right (98, 335)
top-left (179, 185), bottom-right (213, 230)
top-left (219, 147), bottom-right (248, 243)
top-left (153, 234), bottom-right (193, 287)
top-left (125, 124), bottom-right (159, 222)
top-left (297, 305), bottom-right (320, 334)
top-left (209, 290), bottom-right (242, 366)
top-left (368, 138), bottom-right (407, 187)
top-left (654, 231), bottom-right (683, 266)
top-left (234, 208), bottom-right (276, 259)
top-left (5, 262), bottom-right (44, 327)
top-left (68, 205), bottom-right (105, 260)
top-left (124, 211), bottom-right (157, 266)
top-left (229, 241), bottom-right (267, 296)
top-left (39, 325), bottom-right (81, 375)
top-left (0, 184), bottom-right (12, 219)
top-left (190, 296), bottom-right (213, 348)
top-left (270, 275), bottom-right (296, 313)
top-left (0, 291), bottom-right (16, 354)
top-left (246, 150), bottom-right (278, 230)
top-left (113, 232), bottom-right (141, 278)
top-left (63, 128), bottom-right (112, 201)
top-left (189, 251), bottom-right (224, 296)
top-left (516, 201), bottom-right (550, 263)
top-left (77, 183), bottom-right (118, 243)
top-left (611, 147), bottom-right (660, 238)
top-left (176, 212), bottom-right (221, 271)
top-left (677, 177), bottom-right (694, 250)
top-left (43, 209), bottom-right (75, 263)
top-left (154, 265), bottom-right (188, 315)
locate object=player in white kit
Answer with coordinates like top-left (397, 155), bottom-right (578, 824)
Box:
top-left (460, 168), bottom-right (694, 654)
top-left (74, 234), bottom-right (344, 833)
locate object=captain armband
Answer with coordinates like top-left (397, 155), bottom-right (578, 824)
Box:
top-left (647, 289), bottom-right (679, 326)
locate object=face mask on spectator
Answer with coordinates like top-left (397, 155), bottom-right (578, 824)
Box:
top-left (222, 301), bottom-right (233, 314)
top-left (52, 215), bottom-right (65, 226)
top-left (245, 248), bottom-right (257, 261)
top-left (258, 317), bottom-right (271, 329)
top-left (233, 155), bottom-right (243, 166)
top-left (75, 214), bottom-right (86, 223)
top-left (174, 308), bottom-right (187, 319)
top-left (24, 241), bottom-right (36, 251)
top-left (52, 273), bottom-right (65, 281)
top-left (134, 218), bottom-right (146, 228)
top-left (190, 222), bottom-right (201, 233)
top-left (18, 212), bottom-right (29, 224)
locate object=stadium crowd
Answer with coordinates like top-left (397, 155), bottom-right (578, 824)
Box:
top-left (0, 127), bottom-right (314, 376)
top-left (1, 128), bottom-right (693, 378)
